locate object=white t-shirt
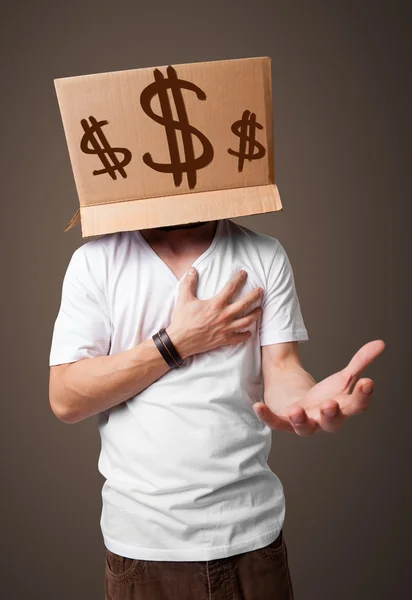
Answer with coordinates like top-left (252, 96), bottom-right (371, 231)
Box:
top-left (49, 218), bottom-right (309, 561)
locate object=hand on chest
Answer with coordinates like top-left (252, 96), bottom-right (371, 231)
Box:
top-left (109, 258), bottom-right (264, 346)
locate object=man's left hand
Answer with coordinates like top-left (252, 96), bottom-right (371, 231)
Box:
top-left (253, 339), bottom-right (386, 435)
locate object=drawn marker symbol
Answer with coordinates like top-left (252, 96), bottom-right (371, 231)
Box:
top-left (140, 65), bottom-right (214, 189)
top-left (80, 116), bottom-right (132, 180)
top-left (228, 110), bottom-right (266, 172)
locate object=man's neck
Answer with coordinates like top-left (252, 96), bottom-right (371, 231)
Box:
top-left (139, 220), bottom-right (218, 254)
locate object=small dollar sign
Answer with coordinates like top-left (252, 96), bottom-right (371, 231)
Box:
top-left (140, 65), bottom-right (214, 189)
top-left (80, 116), bottom-right (132, 180)
top-left (228, 110), bottom-right (266, 172)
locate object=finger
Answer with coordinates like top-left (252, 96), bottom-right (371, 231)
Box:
top-left (228, 330), bottom-right (253, 345)
top-left (252, 402), bottom-right (294, 432)
top-left (178, 267), bottom-right (198, 302)
top-left (334, 378), bottom-right (374, 417)
top-left (286, 406), bottom-right (318, 436)
top-left (227, 286), bottom-right (263, 318)
top-left (319, 401), bottom-right (345, 433)
top-left (214, 270), bottom-right (249, 305)
top-left (229, 305), bottom-right (262, 332)
top-left (341, 340), bottom-right (385, 386)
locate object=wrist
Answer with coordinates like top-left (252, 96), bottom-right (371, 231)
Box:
top-left (165, 324), bottom-right (191, 361)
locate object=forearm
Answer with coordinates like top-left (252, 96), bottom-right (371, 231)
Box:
top-left (55, 325), bottom-right (188, 424)
top-left (263, 365), bottom-right (317, 414)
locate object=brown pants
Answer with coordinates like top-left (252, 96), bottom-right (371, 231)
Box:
top-left (104, 529), bottom-right (294, 599)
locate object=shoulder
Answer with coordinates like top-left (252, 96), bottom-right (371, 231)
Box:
top-left (65, 231), bottom-right (134, 290)
top-left (225, 219), bottom-right (283, 263)
top-left (71, 231), bottom-right (135, 265)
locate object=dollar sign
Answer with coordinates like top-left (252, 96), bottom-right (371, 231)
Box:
top-left (228, 110), bottom-right (266, 172)
top-left (80, 116), bottom-right (132, 180)
top-left (140, 65), bottom-right (214, 189)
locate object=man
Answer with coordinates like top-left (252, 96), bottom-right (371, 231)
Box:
top-left (49, 218), bottom-right (385, 600)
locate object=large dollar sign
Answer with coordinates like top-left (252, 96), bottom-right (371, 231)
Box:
top-left (228, 110), bottom-right (266, 172)
top-left (80, 116), bottom-right (132, 180)
top-left (140, 66), bottom-right (214, 189)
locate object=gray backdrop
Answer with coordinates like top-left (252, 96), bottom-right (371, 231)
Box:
top-left (2, 1), bottom-right (410, 598)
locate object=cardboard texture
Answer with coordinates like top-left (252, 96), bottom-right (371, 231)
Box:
top-left (54, 56), bottom-right (283, 237)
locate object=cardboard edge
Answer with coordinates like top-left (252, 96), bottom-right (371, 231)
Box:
top-left (78, 184), bottom-right (283, 238)
top-left (262, 57), bottom-right (275, 184)
top-left (64, 208), bottom-right (81, 232)
top-left (53, 56), bottom-right (270, 85)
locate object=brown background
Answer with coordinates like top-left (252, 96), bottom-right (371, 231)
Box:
top-left (1, 1), bottom-right (410, 599)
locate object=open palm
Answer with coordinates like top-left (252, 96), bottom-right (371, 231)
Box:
top-left (253, 340), bottom-right (386, 435)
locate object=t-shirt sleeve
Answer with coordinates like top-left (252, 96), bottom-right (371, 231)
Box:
top-left (49, 243), bottom-right (112, 366)
top-left (259, 239), bottom-right (309, 346)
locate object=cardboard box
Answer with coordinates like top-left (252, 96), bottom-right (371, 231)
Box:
top-left (54, 56), bottom-right (283, 237)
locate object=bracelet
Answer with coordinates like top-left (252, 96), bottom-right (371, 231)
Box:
top-left (152, 332), bottom-right (178, 369)
top-left (158, 328), bottom-right (184, 367)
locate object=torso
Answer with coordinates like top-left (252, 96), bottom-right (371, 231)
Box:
top-left (50, 217), bottom-right (308, 561)
top-left (92, 218), bottom-right (295, 561)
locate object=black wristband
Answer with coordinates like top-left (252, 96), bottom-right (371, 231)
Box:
top-left (152, 332), bottom-right (179, 369)
top-left (158, 328), bottom-right (184, 367)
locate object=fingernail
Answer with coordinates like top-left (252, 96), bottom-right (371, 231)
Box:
top-left (323, 407), bottom-right (337, 417)
top-left (363, 383), bottom-right (373, 394)
top-left (253, 404), bottom-right (263, 417)
top-left (291, 413), bottom-right (304, 424)
top-left (188, 267), bottom-right (195, 276)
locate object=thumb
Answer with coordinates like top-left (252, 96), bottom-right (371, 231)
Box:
top-left (179, 267), bottom-right (198, 302)
top-left (253, 402), bottom-right (292, 432)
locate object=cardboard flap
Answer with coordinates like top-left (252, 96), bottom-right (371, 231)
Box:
top-left (78, 183), bottom-right (283, 238)
top-left (64, 208), bottom-right (80, 232)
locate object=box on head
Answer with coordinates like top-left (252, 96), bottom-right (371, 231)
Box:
top-left (54, 56), bottom-right (283, 237)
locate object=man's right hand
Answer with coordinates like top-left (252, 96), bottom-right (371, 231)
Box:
top-left (166, 267), bottom-right (263, 359)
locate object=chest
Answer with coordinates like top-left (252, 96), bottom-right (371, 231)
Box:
top-left (106, 251), bottom-right (263, 352)
top-left (146, 248), bottom-right (209, 281)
